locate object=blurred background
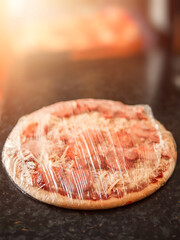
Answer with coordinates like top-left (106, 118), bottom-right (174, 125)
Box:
top-left (0, 2), bottom-right (180, 239)
top-left (0, 0), bottom-right (179, 112)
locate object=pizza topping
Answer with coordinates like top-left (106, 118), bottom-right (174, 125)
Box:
top-left (50, 146), bottom-right (65, 160)
top-left (98, 104), bottom-right (148, 120)
top-left (65, 169), bottom-right (93, 194)
top-left (25, 157), bottom-right (38, 170)
top-left (154, 169), bottom-right (163, 178)
top-left (161, 148), bottom-right (171, 160)
top-left (149, 134), bottom-right (160, 143)
top-left (103, 111), bottom-right (114, 119)
top-left (21, 122), bottom-right (38, 139)
top-left (81, 129), bottom-right (105, 145)
top-left (73, 155), bottom-right (105, 170)
top-left (129, 123), bottom-right (160, 145)
top-left (44, 125), bottom-right (49, 135)
top-left (130, 123), bottom-right (160, 144)
top-left (74, 100), bottom-right (98, 114)
top-left (66, 129), bottom-right (105, 160)
top-left (32, 166), bottom-right (65, 191)
top-left (59, 134), bottom-right (74, 145)
top-left (124, 148), bottom-right (138, 161)
top-left (135, 107), bottom-right (149, 120)
top-left (21, 140), bottom-right (41, 159)
top-left (114, 106), bottom-right (148, 120)
top-left (51, 166), bottom-right (66, 188)
top-left (33, 167), bottom-right (93, 197)
top-left (32, 168), bottom-right (47, 190)
top-left (51, 100), bottom-right (98, 118)
top-left (151, 178), bottom-right (158, 183)
top-left (138, 145), bottom-right (158, 162)
top-left (51, 103), bottom-right (74, 118)
top-left (97, 106), bottom-right (114, 119)
top-left (107, 179), bottom-right (121, 195)
top-left (105, 148), bottom-right (138, 171)
top-left (109, 130), bottom-right (133, 148)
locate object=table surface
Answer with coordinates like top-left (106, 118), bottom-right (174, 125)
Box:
top-left (0, 51), bottom-right (179, 240)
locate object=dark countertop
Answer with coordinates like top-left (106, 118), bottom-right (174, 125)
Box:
top-left (0, 51), bottom-right (179, 240)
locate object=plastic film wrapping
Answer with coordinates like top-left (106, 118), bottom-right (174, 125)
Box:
top-left (2, 99), bottom-right (176, 209)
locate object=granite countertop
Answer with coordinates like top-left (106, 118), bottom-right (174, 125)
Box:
top-left (0, 53), bottom-right (179, 240)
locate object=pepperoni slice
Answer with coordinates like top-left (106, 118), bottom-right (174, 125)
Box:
top-left (32, 167), bottom-right (92, 195)
top-left (21, 122), bottom-right (38, 139)
top-left (74, 100), bottom-right (98, 114)
top-left (82, 129), bottom-right (105, 145)
top-left (149, 134), bottom-right (160, 143)
top-left (51, 103), bottom-right (74, 118)
top-left (115, 106), bottom-right (148, 120)
top-left (66, 129), bottom-right (107, 170)
top-left (98, 105), bottom-right (114, 119)
top-left (65, 169), bottom-right (93, 193)
top-left (44, 122), bottom-right (62, 135)
top-left (32, 168), bottom-right (47, 189)
top-left (105, 150), bottom-right (126, 171)
top-left (52, 100), bottom-right (98, 117)
top-left (114, 110), bottom-right (130, 119)
top-left (51, 166), bottom-right (65, 186)
top-left (93, 155), bottom-right (107, 169)
top-left (74, 155), bottom-right (106, 170)
top-left (105, 148), bottom-right (138, 171)
top-left (109, 130), bottom-right (133, 148)
top-left (135, 107), bottom-right (148, 120)
top-left (130, 123), bottom-right (160, 144)
top-left (32, 166), bottom-right (64, 190)
top-left (59, 134), bottom-right (74, 145)
top-left (125, 148), bottom-right (138, 161)
top-left (98, 101), bottom-right (127, 119)
top-left (66, 129), bottom-right (105, 160)
top-left (131, 123), bottom-right (154, 137)
top-left (138, 145), bottom-right (158, 162)
top-left (67, 128), bottom-right (137, 170)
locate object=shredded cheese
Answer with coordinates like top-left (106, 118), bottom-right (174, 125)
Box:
top-left (107, 179), bottom-right (121, 195)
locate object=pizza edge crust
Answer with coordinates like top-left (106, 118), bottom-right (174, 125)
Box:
top-left (2, 120), bottom-right (177, 210)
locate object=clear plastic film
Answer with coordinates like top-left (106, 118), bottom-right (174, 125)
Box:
top-left (2, 99), bottom-right (176, 209)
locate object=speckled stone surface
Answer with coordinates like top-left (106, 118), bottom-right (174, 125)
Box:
top-left (0, 54), bottom-right (179, 240)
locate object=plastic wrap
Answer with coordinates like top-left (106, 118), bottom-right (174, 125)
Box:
top-left (2, 99), bottom-right (176, 209)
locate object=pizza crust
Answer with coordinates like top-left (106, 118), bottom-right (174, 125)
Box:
top-left (2, 118), bottom-right (177, 210)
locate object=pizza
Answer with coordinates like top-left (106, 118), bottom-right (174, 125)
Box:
top-left (2, 99), bottom-right (177, 209)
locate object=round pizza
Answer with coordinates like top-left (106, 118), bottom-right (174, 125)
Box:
top-left (2, 99), bottom-right (177, 209)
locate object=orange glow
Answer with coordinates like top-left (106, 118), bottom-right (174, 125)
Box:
top-left (0, 1), bottom-right (13, 99)
top-left (4, 1), bottom-right (145, 59)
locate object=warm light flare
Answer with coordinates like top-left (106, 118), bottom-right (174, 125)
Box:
top-left (3, 1), bottom-right (145, 59)
top-left (7, 0), bottom-right (25, 15)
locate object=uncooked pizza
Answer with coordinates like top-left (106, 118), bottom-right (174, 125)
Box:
top-left (2, 99), bottom-right (177, 209)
